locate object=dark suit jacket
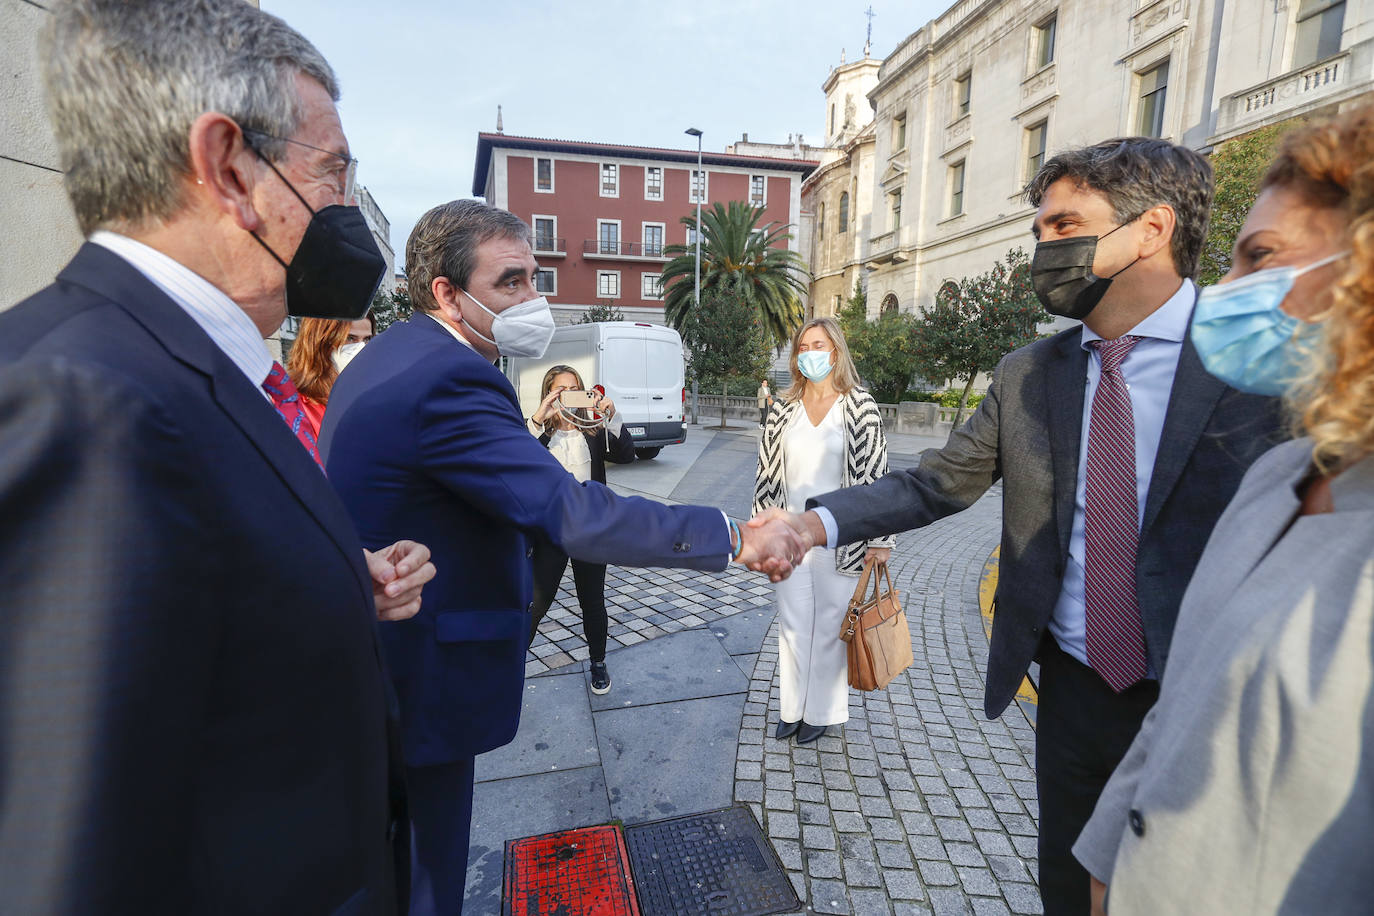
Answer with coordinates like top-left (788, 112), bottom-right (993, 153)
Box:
top-left (319, 314), bottom-right (729, 767)
top-left (0, 244), bottom-right (407, 914)
top-left (812, 322), bottom-right (1284, 718)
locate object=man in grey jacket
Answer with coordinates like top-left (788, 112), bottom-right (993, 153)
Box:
top-left (751, 138), bottom-right (1284, 914)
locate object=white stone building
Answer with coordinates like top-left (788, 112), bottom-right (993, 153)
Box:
top-left (851, 0), bottom-right (1373, 320)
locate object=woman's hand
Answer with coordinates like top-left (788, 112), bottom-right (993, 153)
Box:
top-left (592, 392), bottom-right (615, 420)
top-left (532, 386), bottom-right (565, 426)
top-left (864, 546), bottom-right (891, 566)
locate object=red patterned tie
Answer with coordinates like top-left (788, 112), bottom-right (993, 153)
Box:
top-left (1084, 336), bottom-right (1147, 692)
top-left (262, 361), bottom-right (323, 469)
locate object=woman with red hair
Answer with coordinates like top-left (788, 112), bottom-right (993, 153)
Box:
top-left (286, 314), bottom-right (375, 438)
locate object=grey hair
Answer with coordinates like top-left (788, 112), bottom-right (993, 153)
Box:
top-left (1024, 137), bottom-right (1214, 279)
top-left (41, 0), bottom-right (338, 234)
top-left (406, 200), bottom-right (532, 312)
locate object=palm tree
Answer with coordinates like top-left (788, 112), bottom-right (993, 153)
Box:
top-left (659, 201), bottom-right (808, 349)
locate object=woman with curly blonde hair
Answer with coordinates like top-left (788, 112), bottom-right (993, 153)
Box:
top-left (1077, 106), bottom-right (1374, 915)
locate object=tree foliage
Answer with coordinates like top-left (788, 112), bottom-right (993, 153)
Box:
top-left (576, 301), bottom-right (625, 324)
top-left (1199, 122), bottom-right (1293, 286)
top-left (838, 281), bottom-right (920, 404)
top-left (660, 200), bottom-right (808, 349)
top-left (371, 287), bottom-right (413, 333)
top-left (911, 248), bottom-right (1048, 426)
top-left (680, 285), bottom-right (772, 428)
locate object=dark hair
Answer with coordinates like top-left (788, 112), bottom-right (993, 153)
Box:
top-left (406, 199), bottom-right (530, 312)
top-left (1025, 137), bottom-right (1214, 278)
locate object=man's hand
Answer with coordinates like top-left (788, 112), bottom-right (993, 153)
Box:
top-left (1090, 876), bottom-right (1108, 916)
top-left (363, 540), bottom-right (436, 621)
top-left (736, 516), bottom-right (813, 582)
top-left (748, 508), bottom-right (829, 551)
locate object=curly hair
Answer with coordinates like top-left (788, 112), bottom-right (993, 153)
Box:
top-left (1265, 106), bottom-right (1374, 472)
top-left (287, 317), bottom-right (350, 404)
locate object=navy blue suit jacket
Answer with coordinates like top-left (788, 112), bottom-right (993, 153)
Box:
top-left (0, 244), bottom-right (407, 914)
top-left (320, 313), bottom-right (729, 766)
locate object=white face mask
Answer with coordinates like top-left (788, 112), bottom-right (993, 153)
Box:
top-left (331, 340), bottom-right (366, 373)
top-left (462, 289), bottom-right (556, 358)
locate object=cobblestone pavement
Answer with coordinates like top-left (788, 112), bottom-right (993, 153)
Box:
top-left (518, 427), bottom-right (1042, 914)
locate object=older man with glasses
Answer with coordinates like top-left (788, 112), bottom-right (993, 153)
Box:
top-left (0, 1), bottom-right (434, 913)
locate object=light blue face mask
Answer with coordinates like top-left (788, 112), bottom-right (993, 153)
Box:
top-left (798, 350), bottom-right (834, 382)
top-left (1191, 251), bottom-right (1346, 396)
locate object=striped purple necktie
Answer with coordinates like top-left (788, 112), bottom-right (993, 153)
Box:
top-left (1084, 336), bottom-right (1148, 692)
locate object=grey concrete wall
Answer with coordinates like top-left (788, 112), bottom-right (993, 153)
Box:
top-left (1, 0), bottom-right (83, 309)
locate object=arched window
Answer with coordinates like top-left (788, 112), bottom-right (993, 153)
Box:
top-left (881, 293), bottom-right (898, 315)
top-left (818, 202), bottom-right (826, 239)
top-left (838, 192), bottom-right (849, 233)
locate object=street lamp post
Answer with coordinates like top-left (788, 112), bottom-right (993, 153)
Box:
top-left (685, 127), bottom-right (703, 425)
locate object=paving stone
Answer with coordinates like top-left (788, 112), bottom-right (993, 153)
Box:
top-left (884, 868), bottom-right (927, 901)
top-left (901, 811), bottom-right (937, 835)
top-left (870, 816), bottom-right (906, 841)
top-left (833, 810), bottom-right (866, 833)
top-left (829, 790), bottom-right (861, 812)
top-left (765, 770), bottom-right (793, 790)
top-left (765, 789), bottom-right (794, 811)
top-left (935, 818), bottom-right (974, 843)
top-left (773, 837), bottom-right (802, 870)
top-left (810, 879), bottom-right (850, 914)
top-left (1000, 813), bottom-right (1038, 836)
top-left (859, 795), bottom-right (895, 818)
top-left (839, 834), bottom-right (874, 858)
top-left (807, 850), bottom-right (842, 879)
top-left (802, 824), bottom-right (837, 850)
top-left (735, 780), bottom-right (763, 803)
top-left (795, 781), bottom-right (826, 803)
top-left (886, 771), bottom-right (918, 791)
top-left (735, 760), bottom-right (761, 780)
top-left (928, 888), bottom-right (975, 916)
top-left (918, 859), bottom-right (959, 886)
top-left (1011, 835), bottom-right (1038, 859)
top-left (909, 833), bottom-right (949, 861)
top-left (1002, 882), bottom-right (1045, 915)
top-left (946, 842), bottom-right (986, 868)
top-left (876, 840), bottom-right (915, 870)
top-left (769, 811), bottom-right (800, 839)
top-left (851, 888), bottom-right (894, 915)
top-left (966, 808), bottom-right (1004, 831)
top-left (799, 802), bottom-right (831, 825)
top-left (894, 904), bottom-right (934, 916)
top-left (989, 793), bottom-right (1023, 814)
top-left (987, 854), bottom-right (1029, 882)
top-left (970, 897), bottom-right (1013, 916)
top-left (844, 856), bottom-right (884, 887)
top-left (973, 830), bottom-right (1016, 857)
top-left (957, 866), bottom-right (1001, 896)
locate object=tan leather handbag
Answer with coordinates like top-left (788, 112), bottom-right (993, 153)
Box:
top-left (839, 560), bottom-right (913, 691)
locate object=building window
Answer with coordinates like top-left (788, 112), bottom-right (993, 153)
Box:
top-left (881, 293), bottom-right (898, 314)
top-left (955, 72), bottom-right (972, 118)
top-left (818, 202), bottom-right (826, 240)
top-left (1294, 0), bottom-right (1345, 66)
top-left (641, 273), bottom-right (664, 300)
top-left (838, 192), bottom-right (849, 232)
top-left (829, 104), bottom-right (835, 135)
top-left (598, 220), bottom-right (620, 255)
top-left (833, 294), bottom-right (842, 314)
top-left (644, 166), bottom-right (663, 200)
top-left (1137, 60), bottom-right (1169, 138)
top-left (750, 175), bottom-right (766, 207)
top-left (948, 161), bottom-right (966, 217)
top-left (890, 189), bottom-right (903, 229)
top-left (643, 223), bottom-right (664, 257)
top-left (533, 216), bottom-right (557, 253)
top-left (894, 113), bottom-right (907, 150)
top-left (535, 268), bottom-right (557, 295)
top-left (1025, 121), bottom-right (1048, 181)
top-left (686, 226), bottom-right (700, 248)
top-left (600, 162), bottom-right (619, 196)
top-left (690, 169), bottom-right (707, 203)
top-left (1033, 15), bottom-right (1057, 70)
top-left (597, 270), bottom-right (621, 298)
top-left (536, 157), bottom-right (553, 192)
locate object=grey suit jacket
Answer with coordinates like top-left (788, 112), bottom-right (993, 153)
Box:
top-left (811, 323), bottom-right (1284, 718)
top-left (1074, 440), bottom-right (1374, 914)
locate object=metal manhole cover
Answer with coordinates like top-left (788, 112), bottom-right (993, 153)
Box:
top-left (623, 805), bottom-right (799, 916)
top-left (503, 824), bottom-right (641, 916)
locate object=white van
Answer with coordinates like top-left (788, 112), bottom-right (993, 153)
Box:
top-left (505, 321), bottom-right (686, 459)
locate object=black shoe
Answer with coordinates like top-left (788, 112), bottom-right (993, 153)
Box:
top-left (589, 661), bottom-right (611, 695)
top-left (796, 723), bottom-right (827, 744)
top-left (775, 719), bottom-right (801, 740)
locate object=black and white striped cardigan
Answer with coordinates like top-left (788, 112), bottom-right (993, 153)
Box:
top-left (752, 387), bottom-right (896, 575)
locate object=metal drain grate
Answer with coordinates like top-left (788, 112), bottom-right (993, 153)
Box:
top-left (503, 824), bottom-right (641, 916)
top-left (623, 805), bottom-right (799, 916)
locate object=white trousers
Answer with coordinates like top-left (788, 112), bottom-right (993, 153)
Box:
top-left (774, 547), bottom-right (854, 726)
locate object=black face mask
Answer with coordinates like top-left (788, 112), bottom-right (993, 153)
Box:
top-left (249, 153), bottom-right (386, 320)
top-left (1030, 219), bottom-right (1141, 320)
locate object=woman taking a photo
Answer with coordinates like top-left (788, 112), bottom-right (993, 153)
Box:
top-left (754, 317), bottom-right (895, 744)
top-left (526, 364), bottom-right (635, 695)
top-left (286, 313), bottom-right (375, 439)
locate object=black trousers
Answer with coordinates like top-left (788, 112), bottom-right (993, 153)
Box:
top-left (406, 757), bottom-right (475, 916)
top-left (1035, 638), bottom-right (1159, 916)
top-left (528, 534), bottom-right (609, 661)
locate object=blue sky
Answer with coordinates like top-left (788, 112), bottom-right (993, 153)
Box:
top-left (264, 0), bottom-right (947, 268)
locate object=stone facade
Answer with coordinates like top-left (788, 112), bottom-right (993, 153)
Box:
top-left (847, 0), bottom-right (1373, 321)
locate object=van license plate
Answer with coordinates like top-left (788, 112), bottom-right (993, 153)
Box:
top-left (628, 427), bottom-right (646, 436)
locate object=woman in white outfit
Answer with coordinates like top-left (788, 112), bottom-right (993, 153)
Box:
top-left (753, 318), bottom-right (895, 744)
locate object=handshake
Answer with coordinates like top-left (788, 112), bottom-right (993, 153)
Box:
top-left (735, 509), bottom-right (828, 583)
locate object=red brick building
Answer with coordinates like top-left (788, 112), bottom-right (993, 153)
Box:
top-left (472, 133), bottom-right (817, 323)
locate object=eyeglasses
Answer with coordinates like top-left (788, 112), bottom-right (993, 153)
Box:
top-left (242, 128), bottom-right (358, 203)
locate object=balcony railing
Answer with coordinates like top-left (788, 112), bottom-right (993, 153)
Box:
top-left (1216, 52), bottom-right (1352, 137)
top-left (532, 237), bottom-right (566, 254)
top-left (582, 240), bottom-right (671, 259)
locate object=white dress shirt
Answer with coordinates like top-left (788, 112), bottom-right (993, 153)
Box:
top-left (1048, 279), bottom-right (1195, 670)
top-left (89, 231), bottom-right (274, 398)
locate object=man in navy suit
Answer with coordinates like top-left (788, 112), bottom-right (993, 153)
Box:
top-left (320, 199), bottom-right (808, 916)
top-left (0, 2), bottom-right (434, 912)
